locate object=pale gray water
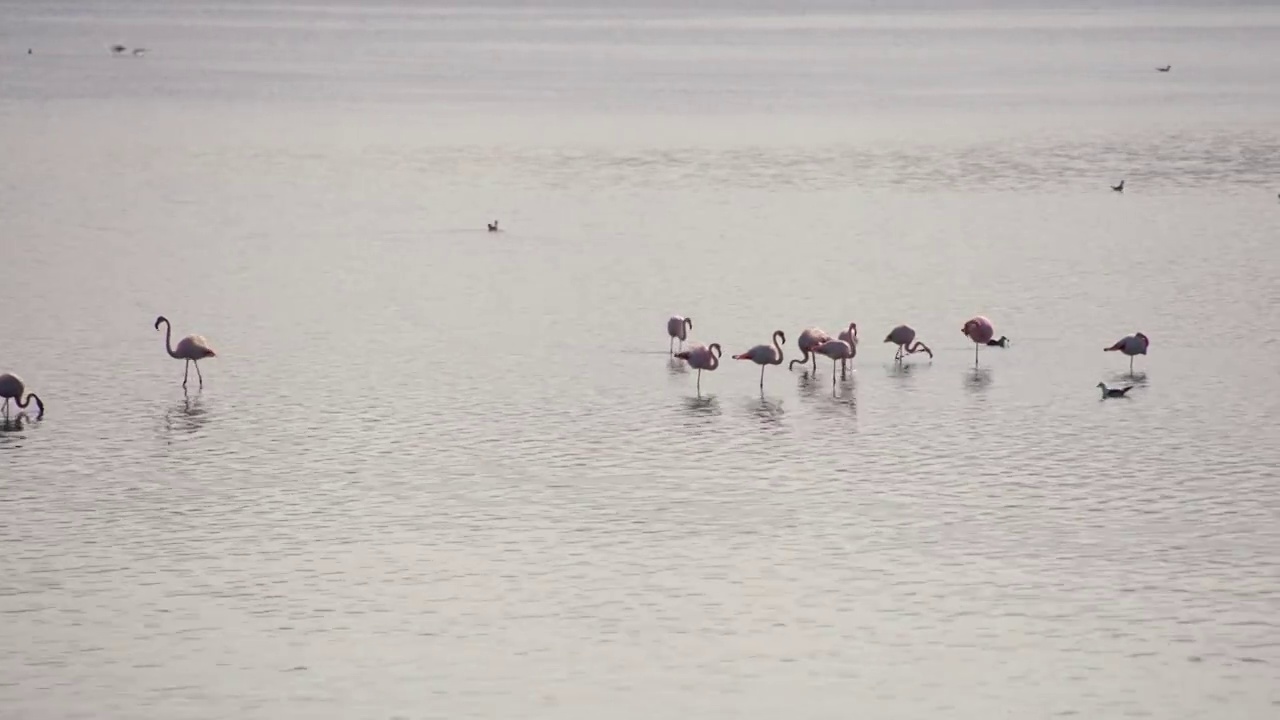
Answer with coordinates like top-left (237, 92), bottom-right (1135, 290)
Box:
top-left (2, 1), bottom-right (1279, 718)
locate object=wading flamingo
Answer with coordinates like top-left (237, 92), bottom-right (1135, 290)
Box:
top-left (1104, 332), bottom-right (1149, 373)
top-left (734, 330), bottom-right (786, 390)
top-left (675, 343), bottom-right (721, 395)
top-left (155, 316), bottom-right (216, 388)
top-left (837, 322), bottom-right (859, 374)
top-left (962, 316), bottom-right (995, 366)
top-left (884, 325), bottom-right (932, 362)
top-left (667, 315), bottom-right (693, 355)
top-left (812, 326), bottom-right (857, 389)
top-left (0, 373), bottom-right (43, 417)
top-left (789, 327), bottom-right (831, 373)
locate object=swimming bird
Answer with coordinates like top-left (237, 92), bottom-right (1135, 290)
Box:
top-left (1104, 332), bottom-right (1149, 373)
top-left (1157, 65), bottom-right (1171, 72)
top-left (111, 44), bottom-right (127, 54)
top-left (487, 220), bottom-right (499, 232)
top-left (1112, 180), bottom-right (1125, 192)
top-left (155, 315), bottom-right (216, 388)
top-left (986, 336), bottom-right (1010, 347)
top-left (132, 48), bottom-right (148, 56)
top-left (675, 343), bottom-right (721, 395)
top-left (734, 330), bottom-right (786, 390)
top-left (812, 327), bottom-right (856, 390)
top-left (667, 315), bottom-right (693, 355)
top-left (1097, 382), bottom-right (1134, 398)
top-left (789, 327), bottom-right (831, 373)
top-left (962, 316), bottom-right (996, 366)
top-left (0, 373), bottom-right (43, 417)
top-left (884, 325), bottom-right (932, 361)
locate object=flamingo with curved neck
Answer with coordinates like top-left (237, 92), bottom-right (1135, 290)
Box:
top-left (837, 322), bottom-right (858, 374)
top-left (667, 315), bottom-right (693, 355)
top-left (675, 342), bottom-right (722, 395)
top-left (884, 325), bottom-right (933, 361)
top-left (155, 316), bottom-right (217, 388)
top-left (734, 330), bottom-right (785, 390)
top-left (0, 373), bottom-right (43, 417)
top-left (790, 327), bottom-right (831, 373)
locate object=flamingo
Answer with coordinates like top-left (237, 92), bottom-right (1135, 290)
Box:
top-left (884, 325), bottom-right (933, 362)
top-left (1112, 180), bottom-right (1125, 193)
top-left (837, 322), bottom-right (859, 374)
top-left (675, 343), bottom-right (721, 395)
top-left (0, 373), bottom-right (43, 417)
top-left (155, 316), bottom-right (216, 388)
top-left (1104, 332), bottom-right (1149, 373)
top-left (962, 316), bottom-right (995, 366)
top-left (789, 327), bottom-right (831, 373)
top-left (733, 330), bottom-right (786, 390)
top-left (667, 315), bottom-right (693, 355)
top-left (812, 324), bottom-right (857, 389)
top-left (1097, 382), bottom-right (1135, 398)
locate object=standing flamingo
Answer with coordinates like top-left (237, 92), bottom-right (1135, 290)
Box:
top-left (667, 315), bottom-right (693, 355)
top-left (884, 325), bottom-right (933, 361)
top-left (155, 316), bottom-right (216, 388)
top-left (962, 316), bottom-right (996, 366)
top-left (789, 327), bottom-right (831, 373)
top-left (1104, 332), bottom-right (1149, 373)
top-left (837, 322), bottom-right (859, 374)
top-left (734, 330), bottom-right (786, 390)
top-left (675, 343), bottom-right (722, 395)
top-left (0, 373), bottom-right (44, 417)
top-left (812, 325), bottom-right (857, 389)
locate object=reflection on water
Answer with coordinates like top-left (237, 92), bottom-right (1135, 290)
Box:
top-left (964, 368), bottom-right (994, 393)
top-left (680, 395), bottom-right (720, 419)
top-left (162, 389), bottom-right (210, 440)
top-left (748, 397), bottom-right (786, 428)
top-left (666, 358), bottom-right (688, 376)
top-left (0, 412), bottom-right (36, 435)
top-left (1109, 370), bottom-right (1150, 384)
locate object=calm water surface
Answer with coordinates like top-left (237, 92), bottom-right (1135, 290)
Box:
top-left (2, 1), bottom-right (1279, 718)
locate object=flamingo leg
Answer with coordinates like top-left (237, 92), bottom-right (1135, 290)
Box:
top-left (1129, 356), bottom-right (1134, 373)
top-left (182, 360), bottom-right (189, 387)
top-left (195, 361), bottom-right (204, 387)
top-left (811, 354), bottom-right (817, 374)
top-left (759, 365), bottom-right (765, 389)
top-left (974, 344), bottom-right (979, 367)
top-left (696, 369), bottom-right (702, 395)
top-left (2, 398), bottom-right (8, 416)
top-left (670, 337), bottom-right (674, 356)
top-left (832, 359), bottom-right (838, 391)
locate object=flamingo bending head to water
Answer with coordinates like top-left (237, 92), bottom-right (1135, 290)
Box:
top-left (675, 342), bottom-right (721, 395)
top-left (1104, 332), bottom-right (1149, 372)
top-left (812, 326), bottom-right (856, 390)
top-left (734, 330), bottom-right (785, 390)
top-left (962, 316), bottom-right (995, 366)
top-left (155, 316), bottom-right (216, 388)
top-left (789, 327), bottom-right (831, 373)
top-left (667, 315), bottom-right (693, 355)
top-left (884, 325), bottom-right (932, 362)
top-left (0, 373), bottom-right (43, 417)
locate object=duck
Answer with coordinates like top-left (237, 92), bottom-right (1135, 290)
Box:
top-left (1097, 383), bottom-right (1134, 399)
top-left (1157, 65), bottom-right (1171, 72)
top-left (1111, 180), bottom-right (1125, 192)
top-left (487, 220), bottom-right (499, 232)
top-left (986, 336), bottom-right (1010, 347)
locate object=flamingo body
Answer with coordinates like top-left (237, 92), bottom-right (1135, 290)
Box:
top-left (675, 342), bottom-right (721, 394)
top-left (962, 316), bottom-right (996, 365)
top-left (0, 373), bottom-right (44, 416)
top-left (884, 324), bottom-right (933, 361)
top-left (734, 330), bottom-right (786, 390)
top-left (1104, 332), bottom-right (1149, 372)
top-left (813, 333), bottom-right (855, 389)
top-left (667, 315), bottom-right (693, 355)
top-left (789, 327), bottom-right (831, 372)
top-left (155, 316), bottom-right (216, 388)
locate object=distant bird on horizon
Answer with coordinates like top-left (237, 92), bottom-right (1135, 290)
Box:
top-left (961, 316), bottom-right (996, 366)
top-left (1112, 180), bottom-right (1125, 192)
top-left (0, 373), bottom-right (44, 417)
top-left (487, 220), bottom-right (499, 232)
top-left (1157, 65), bottom-right (1171, 72)
top-left (734, 330), bottom-right (786, 390)
top-left (132, 48), bottom-right (148, 56)
top-left (1104, 332), bottom-right (1149, 373)
top-left (986, 336), bottom-right (1010, 347)
top-left (667, 315), bottom-right (693, 355)
top-left (155, 316), bottom-right (216, 388)
top-left (884, 325), bottom-right (932, 362)
top-left (111, 44), bottom-right (127, 54)
top-left (675, 342), bottom-right (721, 395)
top-left (1097, 382), bottom-right (1134, 398)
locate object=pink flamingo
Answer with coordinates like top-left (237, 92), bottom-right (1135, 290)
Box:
top-left (884, 325), bottom-right (932, 361)
top-left (155, 316), bottom-right (216, 388)
top-left (962, 316), bottom-right (995, 365)
top-left (675, 342), bottom-right (722, 394)
top-left (789, 327), bottom-right (832, 373)
top-left (0, 373), bottom-right (44, 417)
top-left (1104, 332), bottom-right (1149, 373)
top-left (733, 330), bottom-right (786, 390)
top-left (837, 322), bottom-right (859, 374)
top-left (812, 323), bottom-right (857, 388)
top-left (667, 315), bottom-right (693, 355)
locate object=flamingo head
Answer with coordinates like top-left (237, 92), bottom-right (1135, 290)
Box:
top-left (154, 316), bottom-right (168, 330)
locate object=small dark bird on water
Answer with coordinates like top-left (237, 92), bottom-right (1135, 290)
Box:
top-left (1097, 383), bottom-right (1134, 399)
top-left (111, 44), bottom-right (127, 54)
top-left (1111, 180), bottom-right (1125, 192)
top-left (1157, 65), bottom-right (1171, 72)
top-left (986, 336), bottom-right (1009, 347)
top-left (487, 220), bottom-right (499, 232)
